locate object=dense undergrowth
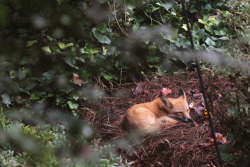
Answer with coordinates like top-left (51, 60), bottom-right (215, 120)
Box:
top-left (0, 0), bottom-right (249, 166)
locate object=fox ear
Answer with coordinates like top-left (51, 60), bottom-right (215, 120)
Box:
top-left (160, 97), bottom-right (173, 108)
top-left (177, 89), bottom-right (186, 99)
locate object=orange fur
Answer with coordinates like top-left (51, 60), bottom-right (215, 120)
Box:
top-left (125, 89), bottom-right (193, 133)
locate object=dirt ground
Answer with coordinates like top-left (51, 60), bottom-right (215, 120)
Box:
top-left (83, 70), bottom-right (234, 167)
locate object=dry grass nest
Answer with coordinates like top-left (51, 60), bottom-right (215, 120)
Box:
top-left (83, 70), bottom-right (233, 167)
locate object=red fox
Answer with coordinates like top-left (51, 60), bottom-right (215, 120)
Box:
top-left (124, 89), bottom-right (194, 133)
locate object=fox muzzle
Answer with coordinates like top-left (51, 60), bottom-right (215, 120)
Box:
top-left (182, 117), bottom-right (194, 123)
top-left (169, 115), bottom-right (194, 123)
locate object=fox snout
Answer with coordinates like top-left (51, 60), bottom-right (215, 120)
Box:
top-left (181, 117), bottom-right (194, 123)
top-left (181, 112), bottom-right (194, 123)
top-left (171, 114), bottom-right (194, 123)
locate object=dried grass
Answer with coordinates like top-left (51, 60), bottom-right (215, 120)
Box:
top-left (83, 71), bottom-right (232, 167)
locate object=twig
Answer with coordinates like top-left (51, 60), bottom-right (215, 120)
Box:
top-left (143, 10), bottom-right (163, 25)
top-left (120, 68), bottom-right (122, 84)
top-left (113, 1), bottom-right (128, 36)
top-left (180, 0), bottom-right (223, 166)
top-left (236, 89), bottom-right (241, 114)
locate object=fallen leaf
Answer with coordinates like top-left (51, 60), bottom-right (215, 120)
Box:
top-left (215, 133), bottom-right (228, 144)
top-left (15, 96), bottom-right (22, 103)
top-left (133, 83), bottom-right (143, 95)
top-left (210, 133), bottom-right (229, 144)
top-left (193, 93), bottom-right (203, 97)
top-left (213, 82), bottom-right (220, 86)
top-left (195, 106), bottom-right (205, 116)
top-left (199, 142), bottom-right (213, 146)
top-left (180, 145), bottom-right (186, 149)
top-left (217, 93), bottom-right (223, 99)
top-left (215, 132), bottom-right (223, 138)
top-left (72, 73), bottom-right (84, 86)
top-left (73, 73), bottom-right (79, 79)
top-left (161, 88), bottom-right (172, 96)
top-left (1, 93), bottom-right (11, 107)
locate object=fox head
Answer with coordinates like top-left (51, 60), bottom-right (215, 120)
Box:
top-left (160, 89), bottom-right (193, 123)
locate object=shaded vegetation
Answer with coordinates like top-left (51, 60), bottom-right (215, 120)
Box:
top-left (0, 0), bottom-right (249, 166)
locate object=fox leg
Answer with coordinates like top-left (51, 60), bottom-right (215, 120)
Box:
top-left (158, 116), bottom-right (178, 128)
top-left (126, 107), bottom-right (158, 133)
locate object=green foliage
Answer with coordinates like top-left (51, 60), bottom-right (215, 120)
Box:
top-left (0, 107), bottom-right (11, 129)
top-left (219, 72), bottom-right (250, 166)
top-left (0, 113), bottom-right (126, 167)
top-left (0, 0), bottom-right (249, 166)
top-left (0, 150), bottom-right (30, 167)
top-left (1, 0), bottom-right (247, 108)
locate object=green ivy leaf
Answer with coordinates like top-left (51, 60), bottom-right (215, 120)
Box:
top-left (75, 57), bottom-right (85, 63)
top-left (152, 6), bottom-right (159, 12)
top-left (56, 96), bottom-right (66, 105)
top-left (47, 94), bottom-right (54, 97)
top-left (214, 29), bottom-right (227, 36)
top-left (204, 4), bottom-right (212, 10)
top-left (26, 40), bottom-right (38, 47)
top-left (218, 37), bottom-right (229, 40)
top-left (102, 73), bottom-right (113, 81)
top-left (83, 46), bottom-right (100, 55)
top-left (102, 46), bottom-right (108, 55)
top-left (58, 42), bottom-right (74, 49)
top-left (156, 2), bottom-right (173, 11)
top-left (69, 93), bottom-right (79, 100)
top-left (30, 92), bottom-right (45, 100)
top-left (79, 70), bottom-right (90, 82)
top-left (92, 28), bottom-right (111, 45)
top-left (198, 19), bottom-right (206, 24)
top-left (41, 46), bottom-right (52, 54)
top-left (209, 17), bottom-right (220, 25)
top-left (42, 70), bottom-right (55, 81)
top-left (63, 57), bottom-right (79, 69)
top-left (182, 24), bottom-right (188, 31)
top-left (1, 93), bottom-right (11, 107)
top-left (89, 48), bottom-right (99, 55)
top-left (205, 37), bottom-right (215, 46)
top-left (221, 11), bottom-right (231, 17)
top-left (189, 8), bottom-right (198, 13)
top-left (67, 101), bottom-right (79, 110)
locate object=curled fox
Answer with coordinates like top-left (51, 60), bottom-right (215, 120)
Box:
top-left (124, 89), bottom-right (194, 133)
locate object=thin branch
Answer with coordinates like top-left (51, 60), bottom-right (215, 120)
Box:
top-left (143, 10), bottom-right (163, 25)
top-left (113, 1), bottom-right (128, 36)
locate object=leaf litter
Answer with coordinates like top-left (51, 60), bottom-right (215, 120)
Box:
top-left (81, 70), bottom-right (236, 167)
